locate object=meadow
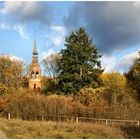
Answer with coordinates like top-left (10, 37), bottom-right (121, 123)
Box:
top-left (0, 118), bottom-right (139, 138)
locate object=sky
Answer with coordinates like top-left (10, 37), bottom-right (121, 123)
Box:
top-left (0, 1), bottom-right (140, 74)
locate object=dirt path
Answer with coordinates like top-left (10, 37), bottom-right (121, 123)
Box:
top-left (0, 130), bottom-right (7, 138)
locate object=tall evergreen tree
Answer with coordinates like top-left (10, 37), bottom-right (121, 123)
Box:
top-left (57, 27), bottom-right (103, 94)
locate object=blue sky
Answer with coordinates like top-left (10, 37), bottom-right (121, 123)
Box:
top-left (0, 1), bottom-right (139, 74)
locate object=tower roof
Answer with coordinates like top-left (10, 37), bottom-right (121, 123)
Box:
top-left (32, 31), bottom-right (39, 64)
top-left (33, 32), bottom-right (38, 55)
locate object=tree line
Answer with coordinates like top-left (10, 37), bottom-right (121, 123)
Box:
top-left (0, 27), bottom-right (140, 120)
top-left (42, 27), bottom-right (140, 100)
top-left (0, 27), bottom-right (140, 100)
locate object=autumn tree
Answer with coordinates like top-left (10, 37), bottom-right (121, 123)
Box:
top-left (125, 51), bottom-right (140, 100)
top-left (57, 27), bottom-right (103, 94)
top-left (43, 53), bottom-right (60, 81)
top-left (100, 72), bottom-right (127, 104)
top-left (41, 76), bottom-right (58, 94)
top-left (42, 53), bottom-right (60, 93)
top-left (0, 55), bottom-right (25, 94)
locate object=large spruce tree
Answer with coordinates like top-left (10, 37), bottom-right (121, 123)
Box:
top-left (58, 27), bottom-right (103, 94)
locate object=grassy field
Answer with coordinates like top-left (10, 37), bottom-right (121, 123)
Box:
top-left (0, 118), bottom-right (139, 138)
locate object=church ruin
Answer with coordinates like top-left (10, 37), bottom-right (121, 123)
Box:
top-left (29, 34), bottom-right (41, 90)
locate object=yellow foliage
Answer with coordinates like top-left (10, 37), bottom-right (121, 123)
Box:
top-left (100, 72), bottom-right (127, 102)
top-left (100, 72), bottom-right (126, 93)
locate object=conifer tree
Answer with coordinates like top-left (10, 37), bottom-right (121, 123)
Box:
top-left (57, 27), bottom-right (103, 94)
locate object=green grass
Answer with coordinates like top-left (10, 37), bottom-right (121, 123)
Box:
top-left (0, 118), bottom-right (138, 138)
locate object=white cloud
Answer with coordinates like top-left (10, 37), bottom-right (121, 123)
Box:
top-left (0, 1), bottom-right (52, 24)
top-left (53, 37), bottom-right (62, 46)
top-left (101, 50), bottom-right (139, 73)
top-left (0, 2), bottom-right (22, 15)
top-left (116, 51), bottom-right (139, 72)
top-left (51, 26), bottom-right (66, 33)
top-left (1, 54), bottom-right (25, 62)
top-left (9, 55), bottom-right (24, 62)
top-left (47, 34), bottom-right (63, 47)
top-left (13, 24), bottom-right (29, 40)
top-left (0, 23), bottom-right (11, 30)
top-left (101, 55), bottom-right (117, 73)
top-left (0, 22), bottom-right (29, 40)
top-left (45, 25), bottom-right (66, 47)
top-left (42, 49), bottom-right (55, 60)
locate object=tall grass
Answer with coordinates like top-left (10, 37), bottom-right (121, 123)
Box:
top-left (0, 118), bottom-right (125, 138)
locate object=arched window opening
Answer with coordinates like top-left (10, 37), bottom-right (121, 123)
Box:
top-left (31, 71), bottom-right (34, 78)
top-left (34, 84), bottom-right (36, 89)
top-left (36, 71), bottom-right (39, 78)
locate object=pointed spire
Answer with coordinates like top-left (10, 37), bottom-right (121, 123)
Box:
top-left (33, 31), bottom-right (38, 55)
top-left (32, 31), bottom-right (38, 64)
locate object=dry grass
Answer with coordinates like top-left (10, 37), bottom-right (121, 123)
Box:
top-left (0, 118), bottom-right (125, 138)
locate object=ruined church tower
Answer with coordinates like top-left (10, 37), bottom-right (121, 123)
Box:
top-left (29, 33), bottom-right (41, 90)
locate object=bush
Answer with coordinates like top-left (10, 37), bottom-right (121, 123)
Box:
top-left (0, 92), bottom-right (86, 118)
top-left (0, 87), bottom-right (140, 120)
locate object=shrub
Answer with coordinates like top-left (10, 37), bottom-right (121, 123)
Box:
top-left (0, 92), bottom-right (86, 118)
top-left (0, 87), bottom-right (140, 120)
